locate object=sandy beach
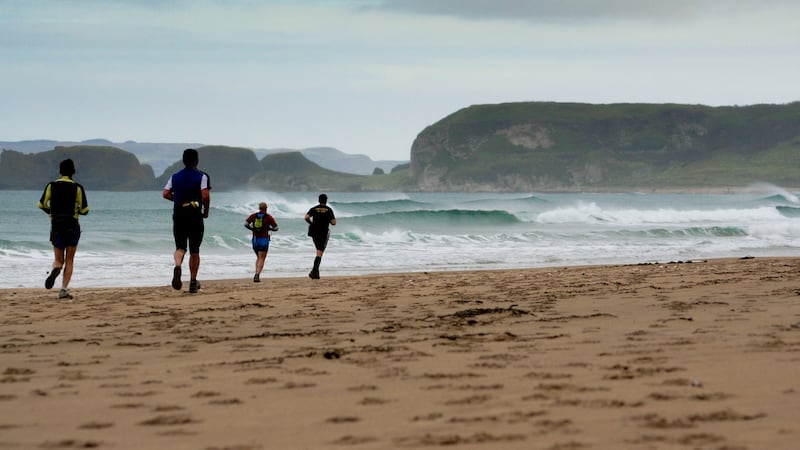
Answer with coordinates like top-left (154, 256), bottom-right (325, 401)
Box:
top-left (1, 257), bottom-right (798, 449)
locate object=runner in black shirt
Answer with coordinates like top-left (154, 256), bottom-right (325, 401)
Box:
top-left (304, 193), bottom-right (336, 279)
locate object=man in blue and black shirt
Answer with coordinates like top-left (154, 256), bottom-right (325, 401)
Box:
top-left (162, 149), bottom-right (211, 293)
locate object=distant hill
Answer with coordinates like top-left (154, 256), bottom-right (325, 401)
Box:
top-left (156, 146), bottom-right (412, 192)
top-left (256, 146), bottom-right (407, 175)
top-left (409, 101), bottom-right (800, 191)
top-left (249, 152), bottom-right (413, 192)
top-left (248, 152), bottom-right (365, 191)
top-left (0, 139), bottom-right (200, 177)
top-left (0, 146), bottom-right (156, 190)
top-left (6, 101), bottom-right (800, 193)
top-left (0, 143), bottom-right (410, 192)
top-left (0, 139), bottom-right (408, 177)
top-left (155, 146), bottom-right (262, 191)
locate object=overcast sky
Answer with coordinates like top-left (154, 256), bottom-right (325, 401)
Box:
top-left (2, 0), bottom-right (799, 161)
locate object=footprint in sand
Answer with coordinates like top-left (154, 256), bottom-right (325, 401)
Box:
top-left (39, 439), bottom-right (102, 448)
top-left (153, 405), bottom-right (184, 412)
top-left (394, 432), bottom-right (526, 446)
top-left (443, 394), bottom-right (491, 406)
top-left (325, 416), bottom-right (360, 423)
top-left (633, 409), bottom-right (766, 429)
top-left (208, 398), bottom-right (242, 405)
top-left (110, 402), bottom-right (146, 409)
top-left (358, 396), bottom-right (392, 405)
top-left (139, 414), bottom-right (197, 426)
top-left (411, 412), bottom-right (443, 422)
top-left (329, 435), bottom-right (378, 445)
top-left (244, 377), bottom-right (278, 385)
top-left (191, 390), bottom-right (221, 398)
top-left (78, 421), bottom-right (114, 429)
top-left (346, 384), bottom-right (377, 392)
top-left (282, 381), bottom-right (316, 389)
top-left (115, 390), bottom-right (159, 397)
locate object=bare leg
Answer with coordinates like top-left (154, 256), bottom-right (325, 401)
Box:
top-left (255, 251), bottom-right (268, 275)
top-left (53, 246), bottom-right (65, 270)
top-left (45, 246), bottom-right (66, 289)
top-left (62, 246), bottom-right (77, 289)
top-left (174, 248), bottom-right (186, 267)
top-left (171, 248), bottom-right (186, 290)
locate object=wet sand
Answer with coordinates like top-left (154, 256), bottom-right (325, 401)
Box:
top-left (1, 257), bottom-right (799, 449)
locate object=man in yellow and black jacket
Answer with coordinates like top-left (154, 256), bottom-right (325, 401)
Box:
top-left (38, 158), bottom-right (89, 299)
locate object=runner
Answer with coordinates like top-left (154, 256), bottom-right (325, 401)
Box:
top-left (38, 158), bottom-right (89, 299)
top-left (304, 193), bottom-right (336, 279)
top-left (162, 149), bottom-right (211, 293)
top-left (244, 202), bottom-right (278, 282)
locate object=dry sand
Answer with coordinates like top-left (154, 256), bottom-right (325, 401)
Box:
top-left (1, 257), bottom-right (799, 449)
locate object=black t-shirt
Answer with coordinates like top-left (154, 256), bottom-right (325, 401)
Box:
top-left (306, 204), bottom-right (335, 236)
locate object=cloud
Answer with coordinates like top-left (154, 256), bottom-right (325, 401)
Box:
top-left (364, 0), bottom-right (799, 23)
top-left (1, 0), bottom-right (798, 159)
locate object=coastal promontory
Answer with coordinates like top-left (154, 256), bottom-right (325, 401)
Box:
top-left (4, 101), bottom-right (800, 192)
top-left (0, 145), bottom-right (156, 191)
top-left (409, 102), bottom-right (800, 191)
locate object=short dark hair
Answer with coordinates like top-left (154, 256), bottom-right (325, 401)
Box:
top-left (182, 148), bottom-right (199, 167)
top-left (59, 158), bottom-right (75, 176)
top-left (319, 193), bottom-right (328, 204)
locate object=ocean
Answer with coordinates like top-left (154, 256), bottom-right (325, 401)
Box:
top-left (2, 187), bottom-right (800, 289)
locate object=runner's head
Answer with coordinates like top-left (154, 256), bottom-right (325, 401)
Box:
top-left (59, 158), bottom-right (75, 177)
top-left (259, 202), bottom-right (267, 211)
top-left (182, 148), bottom-right (199, 167)
top-left (319, 193), bottom-right (328, 204)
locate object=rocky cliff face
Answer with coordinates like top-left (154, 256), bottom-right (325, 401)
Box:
top-left (412, 122), bottom-right (607, 191)
top-left (408, 102), bottom-right (800, 191)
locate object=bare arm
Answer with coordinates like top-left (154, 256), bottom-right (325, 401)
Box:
top-left (201, 189), bottom-right (210, 219)
top-left (162, 189), bottom-right (173, 201)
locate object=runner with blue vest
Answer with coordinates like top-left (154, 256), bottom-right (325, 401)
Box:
top-left (162, 149), bottom-right (211, 293)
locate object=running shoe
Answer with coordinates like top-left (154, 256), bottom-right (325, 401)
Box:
top-left (58, 288), bottom-right (73, 299)
top-left (45, 266), bottom-right (62, 289)
top-left (189, 279), bottom-right (200, 293)
top-left (172, 266), bottom-right (182, 290)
